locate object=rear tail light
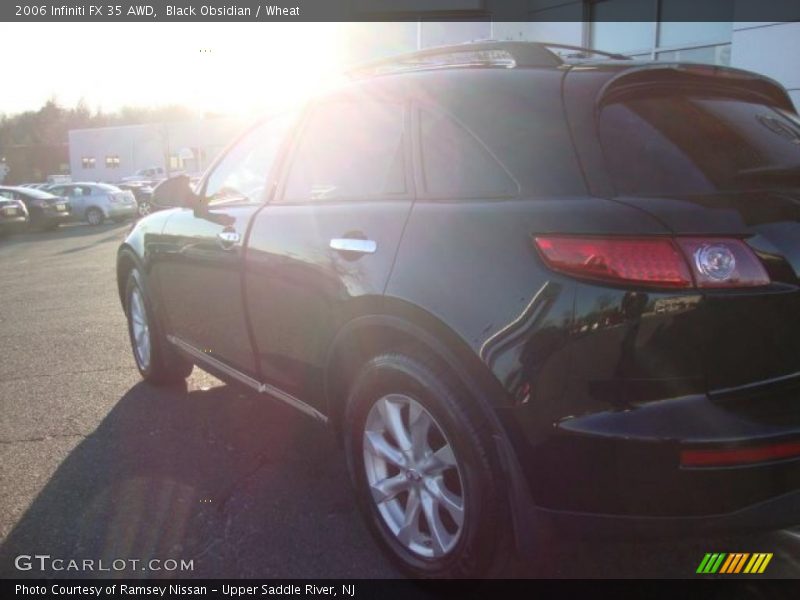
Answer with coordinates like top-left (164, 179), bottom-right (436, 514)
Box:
top-left (534, 236), bottom-right (769, 289)
top-left (534, 237), bottom-right (692, 288)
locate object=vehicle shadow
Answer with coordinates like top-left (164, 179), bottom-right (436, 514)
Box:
top-left (0, 380), bottom-right (397, 579)
top-left (1, 377), bottom-right (796, 579)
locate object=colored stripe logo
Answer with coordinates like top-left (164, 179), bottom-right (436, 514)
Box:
top-left (697, 553), bottom-right (773, 574)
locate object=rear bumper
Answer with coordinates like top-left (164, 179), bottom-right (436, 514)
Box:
top-left (535, 487), bottom-right (800, 541)
top-left (106, 205), bottom-right (137, 219)
top-left (0, 216), bottom-right (29, 231)
top-left (42, 210), bottom-right (71, 223)
top-left (501, 383), bottom-right (800, 537)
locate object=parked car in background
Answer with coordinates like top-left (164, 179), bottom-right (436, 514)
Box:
top-left (117, 182), bottom-right (156, 217)
top-left (19, 182), bottom-right (62, 190)
top-left (0, 186), bottom-right (71, 230)
top-left (0, 195), bottom-right (29, 237)
top-left (47, 182), bottom-right (137, 225)
top-left (121, 166), bottom-right (167, 183)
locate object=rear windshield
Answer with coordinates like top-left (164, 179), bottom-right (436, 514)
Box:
top-left (95, 184), bottom-right (122, 192)
top-left (599, 92), bottom-right (800, 196)
top-left (17, 187), bottom-right (58, 199)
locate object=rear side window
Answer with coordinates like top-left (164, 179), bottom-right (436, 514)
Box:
top-left (283, 101), bottom-right (406, 202)
top-left (419, 110), bottom-right (517, 199)
top-left (409, 70), bottom-right (586, 197)
top-left (599, 93), bottom-right (800, 196)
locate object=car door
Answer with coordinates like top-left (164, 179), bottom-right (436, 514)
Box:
top-left (244, 91), bottom-right (415, 409)
top-left (153, 113), bottom-right (297, 377)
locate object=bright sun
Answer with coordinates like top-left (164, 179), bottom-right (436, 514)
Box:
top-left (182, 23), bottom-right (348, 115)
top-left (1, 22), bottom-right (350, 116)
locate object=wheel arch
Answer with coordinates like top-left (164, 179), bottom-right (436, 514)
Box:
top-left (324, 297), bottom-right (539, 559)
top-left (86, 205), bottom-right (106, 219)
top-left (116, 244), bottom-right (143, 309)
top-left (323, 297), bottom-right (513, 434)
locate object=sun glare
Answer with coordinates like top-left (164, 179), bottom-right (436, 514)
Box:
top-left (1, 22), bottom-right (349, 117)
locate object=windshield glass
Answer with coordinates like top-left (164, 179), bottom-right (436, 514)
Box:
top-left (599, 93), bottom-right (800, 196)
top-left (16, 187), bottom-right (58, 199)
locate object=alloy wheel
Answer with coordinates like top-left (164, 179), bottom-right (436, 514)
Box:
top-left (363, 394), bottom-right (465, 558)
top-left (87, 209), bottom-right (101, 225)
top-left (129, 287), bottom-right (151, 370)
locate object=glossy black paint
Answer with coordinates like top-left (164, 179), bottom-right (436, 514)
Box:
top-left (118, 60), bottom-right (800, 531)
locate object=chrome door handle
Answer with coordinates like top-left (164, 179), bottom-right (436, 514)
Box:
top-left (330, 238), bottom-right (377, 255)
top-left (217, 230), bottom-right (240, 249)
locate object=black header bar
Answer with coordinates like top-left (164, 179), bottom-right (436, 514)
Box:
top-left (4, 0), bottom-right (800, 22)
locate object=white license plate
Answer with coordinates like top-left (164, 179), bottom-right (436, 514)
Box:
top-left (56, 203), bottom-right (66, 211)
top-left (3, 207), bottom-right (18, 216)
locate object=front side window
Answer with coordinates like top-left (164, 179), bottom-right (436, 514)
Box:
top-left (283, 100), bottom-right (406, 202)
top-left (419, 109), bottom-right (517, 199)
top-left (204, 112), bottom-right (296, 206)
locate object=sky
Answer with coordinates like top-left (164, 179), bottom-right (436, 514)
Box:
top-left (0, 23), bottom-right (396, 117)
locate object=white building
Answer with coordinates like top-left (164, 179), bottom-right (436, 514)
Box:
top-left (508, 14), bottom-right (800, 110)
top-left (68, 116), bottom-right (245, 182)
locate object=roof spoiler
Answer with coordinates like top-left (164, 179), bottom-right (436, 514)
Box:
top-left (347, 40), bottom-right (630, 79)
top-left (597, 63), bottom-right (796, 112)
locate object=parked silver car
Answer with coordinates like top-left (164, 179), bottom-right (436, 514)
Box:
top-left (46, 183), bottom-right (137, 225)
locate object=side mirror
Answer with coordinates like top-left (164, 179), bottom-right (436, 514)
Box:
top-left (151, 175), bottom-right (199, 209)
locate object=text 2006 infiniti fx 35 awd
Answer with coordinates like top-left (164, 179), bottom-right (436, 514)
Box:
top-left (117, 42), bottom-right (800, 577)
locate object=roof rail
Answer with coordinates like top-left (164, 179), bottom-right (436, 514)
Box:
top-left (540, 43), bottom-right (630, 62)
top-left (347, 40), bottom-right (629, 79)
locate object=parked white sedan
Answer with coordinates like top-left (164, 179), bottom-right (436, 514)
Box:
top-left (46, 183), bottom-right (137, 225)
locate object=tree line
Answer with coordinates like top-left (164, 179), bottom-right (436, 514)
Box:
top-left (0, 99), bottom-right (201, 150)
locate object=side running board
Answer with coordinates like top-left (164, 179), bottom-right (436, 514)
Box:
top-left (167, 335), bottom-right (328, 423)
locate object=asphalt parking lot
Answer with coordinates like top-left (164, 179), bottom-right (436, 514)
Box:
top-left (0, 222), bottom-right (798, 579)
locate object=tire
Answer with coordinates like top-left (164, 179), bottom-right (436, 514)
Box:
top-left (137, 201), bottom-right (152, 217)
top-left (124, 267), bottom-right (193, 385)
top-left (86, 207), bottom-right (104, 226)
top-left (343, 352), bottom-right (507, 578)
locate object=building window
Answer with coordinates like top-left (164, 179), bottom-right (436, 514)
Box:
top-left (590, 0), bottom-right (733, 66)
top-left (81, 157), bottom-right (96, 169)
top-left (105, 155), bottom-right (120, 168)
top-left (169, 155), bottom-right (182, 170)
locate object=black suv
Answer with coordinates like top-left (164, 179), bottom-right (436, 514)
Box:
top-left (118, 42), bottom-right (800, 577)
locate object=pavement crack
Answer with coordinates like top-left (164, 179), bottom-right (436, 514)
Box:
top-left (216, 449), bottom-right (274, 513)
top-left (0, 432), bottom-right (87, 445)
